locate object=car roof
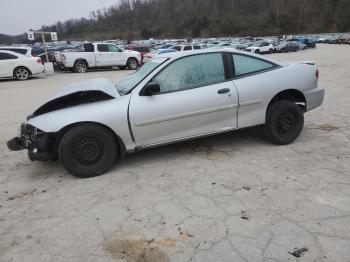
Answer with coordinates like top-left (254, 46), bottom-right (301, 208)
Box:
top-left (157, 48), bottom-right (284, 66)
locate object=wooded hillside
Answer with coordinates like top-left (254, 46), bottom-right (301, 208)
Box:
top-left (2, 0), bottom-right (350, 43)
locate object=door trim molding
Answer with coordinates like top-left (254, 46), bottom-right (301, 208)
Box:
top-left (135, 104), bottom-right (239, 127)
top-left (239, 99), bottom-right (262, 107)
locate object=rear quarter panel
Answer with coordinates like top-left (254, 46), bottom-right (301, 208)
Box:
top-left (63, 52), bottom-right (96, 68)
top-left (234, 63), bottom-right (317, 128)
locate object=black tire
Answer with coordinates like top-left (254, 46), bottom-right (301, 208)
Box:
top-left (14, 67), bottom-right (31, 80)
top-left (58, 124), bottom-right (118, 178)
top-left (255, 49), bottom-right (260, 54)
top-left (269, 49), bottom-right (273, 54)
top-left (74, 60), bottom-right (88, 73)
top-left (264, 101), bottom-right (304, 145)
top-left (126, 58), bottom-right (138, 70)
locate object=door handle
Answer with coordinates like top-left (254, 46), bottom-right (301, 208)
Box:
top-left (217, 88), bottom-right (230, 94)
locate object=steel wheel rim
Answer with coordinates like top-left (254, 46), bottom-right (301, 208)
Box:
top-left (16, 69), bottom-right (29, 80)
top-left (73, 136), bottom-right (105, 165)
top-left (277, 112), bottom-right (296, 134)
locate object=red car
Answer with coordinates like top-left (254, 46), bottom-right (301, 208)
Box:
top-left (126, 45), bottom-right (157, 63)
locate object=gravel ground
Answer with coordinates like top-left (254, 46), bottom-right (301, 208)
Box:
top-left (0, 44), bottom-right (349, 262)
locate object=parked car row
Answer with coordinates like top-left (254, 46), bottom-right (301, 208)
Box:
top-left (317, 34), bottom-right (350, 44)
top-left (1, 32), bottom-right (348, 79)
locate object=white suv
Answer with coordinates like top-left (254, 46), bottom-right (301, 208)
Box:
top-left (246, 42), bottom-right (274, 54)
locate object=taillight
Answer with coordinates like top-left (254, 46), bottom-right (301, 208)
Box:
top-left (316, 69), bottom-right (319, 78)
top-left (37, 58), bottom-right (42, 64)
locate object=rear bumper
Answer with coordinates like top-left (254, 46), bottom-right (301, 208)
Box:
top-left (304, 86), bottom-right (325, 111)
top-left (31, 64), bottom-right (45, 75)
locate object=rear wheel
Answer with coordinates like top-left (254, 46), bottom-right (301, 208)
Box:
top-left (14, 67), bottom-right (30, 80)
top-left (127, 58), bottom-right (138, 70)
top-left (264, 101), bottom-right (304, 145)
top-left (74, 60), bottom-right (87, 73)
top-left (255, 49), bottom-right (260, 54)
top-left (269, 49), bottom-right (273, 54)
top-left (59, 124), bottom-right (118, 178)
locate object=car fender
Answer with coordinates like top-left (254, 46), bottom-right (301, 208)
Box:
top-left (27, 95), bottom-right (135, 151)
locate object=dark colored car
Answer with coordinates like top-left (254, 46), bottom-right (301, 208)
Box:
top-left (126, 45), bottom-right (157, 63)
top-left (290, 38), bottom-right (316, 48)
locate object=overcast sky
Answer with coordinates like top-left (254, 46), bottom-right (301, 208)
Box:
top-left (0, 0), bottom-right (119, 35)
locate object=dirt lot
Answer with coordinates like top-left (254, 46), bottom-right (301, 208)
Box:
top-left (0, 44), bottom-right (349, 262)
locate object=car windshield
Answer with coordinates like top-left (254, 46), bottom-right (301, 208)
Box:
top-left (116, 57), bottom-right (168, 95)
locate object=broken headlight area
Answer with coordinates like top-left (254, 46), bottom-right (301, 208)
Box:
top-left (7, 124), bottom-right (57, 162)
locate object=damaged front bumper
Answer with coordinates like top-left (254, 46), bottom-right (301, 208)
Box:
top-left (7, 123), bottom-right (56, 161)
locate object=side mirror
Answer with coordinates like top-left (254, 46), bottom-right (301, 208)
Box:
top-left (141, 82), bottom-right (160, 96)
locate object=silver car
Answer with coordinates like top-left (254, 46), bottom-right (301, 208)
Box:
top-left (7, 49), bottom-right (325, 178)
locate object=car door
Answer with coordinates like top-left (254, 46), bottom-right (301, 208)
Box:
top-left (231, 53), bottom-right (279, 128)
top-left (129, 52), bottom-right (239, 147)
top-left (260, 42), bottom-right (268, 52)
top-left (96, 44), bottom-right (113, 66)
top-left (0, 52), bottom-right (17, 77)
top-left (107, 44), bottom-right (123, 66)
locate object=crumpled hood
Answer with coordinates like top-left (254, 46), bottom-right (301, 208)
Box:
top-left (30, 78), bottom-right (120, 119)
top-left (46, 78), bottom-right (119, 102)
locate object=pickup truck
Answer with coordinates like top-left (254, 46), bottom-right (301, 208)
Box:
top-left (55, 43), bottom-right (142, 73)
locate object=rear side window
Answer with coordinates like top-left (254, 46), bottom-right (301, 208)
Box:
top-left (173, 46), bottom-right (181, 51)
top-left (13, 49), bottom-right (27, 55)
top-left (97, 44), bottom-right (109, 52)
top-left (84, 44), bottom-right (94, 52)
top-left (0, 48), bottom-right (26, 55)
top-left (193, 46), bottom-right (201, 50)
top-left (233, 54), bottom-right (274, 77)
top-left (153, 53), bottom-right (225, 93)
top-left (0, 52), bottom-right (18, 60)
top-left (183, 46), bottom-right (192, 51)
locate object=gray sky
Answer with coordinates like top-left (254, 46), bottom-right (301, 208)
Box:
top-left (0, 0), bottom-right (119, 35)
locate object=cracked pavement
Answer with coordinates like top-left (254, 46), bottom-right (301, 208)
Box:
top-left (0, 44), bottom-right (350, 262)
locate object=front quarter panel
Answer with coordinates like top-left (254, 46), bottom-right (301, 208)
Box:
top-left (27, 94), bottom-right (135, 150)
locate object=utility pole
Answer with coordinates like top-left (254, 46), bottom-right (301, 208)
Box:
top-left (27, 31), bottom-right (57, 63)
top-left (41, 33), bottom-right (49, 64)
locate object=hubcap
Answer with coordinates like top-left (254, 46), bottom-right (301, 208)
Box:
top-left (16, 69), bottom-right (29, 80)
top-left (73, 136), bottom-right (105, 165)
top-left (277, 112), bottom-right (296, 134)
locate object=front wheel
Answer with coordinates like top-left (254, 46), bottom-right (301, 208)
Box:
top-left (255, 49), bottom-right (260, 54)
top-left (126, 58), bottom-right (138, 70)
top-left (59, 124), bottom-right (118, 178)
top-left (264, 101), bottom-right (304, 145)
top-left (269, 49), bottom-right (273, 54)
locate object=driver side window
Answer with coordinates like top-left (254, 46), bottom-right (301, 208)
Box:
top-left (108, 45), bottom-right (120, 52)
top-left (153, 53), bottom-right (225, 93)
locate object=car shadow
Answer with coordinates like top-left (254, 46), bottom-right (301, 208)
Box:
top-left (117, 126), bottom-right (268, 168)
top-left (26, 126), bottom-right (268, 179)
